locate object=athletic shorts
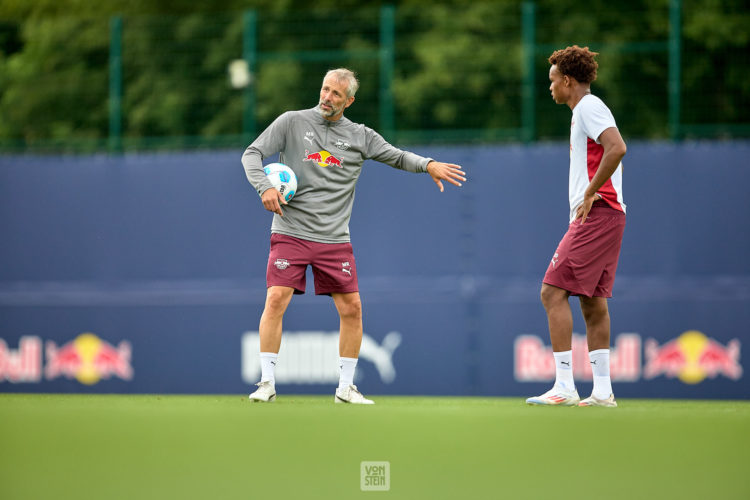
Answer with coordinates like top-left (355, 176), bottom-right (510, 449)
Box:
top-left (266, 233), bottom-right (358, 295)
top-left (543, 201), bottom-right (626, 298)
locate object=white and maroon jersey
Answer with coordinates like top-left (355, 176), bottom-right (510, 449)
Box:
top-left (568, 94), bottom-right (625, 222)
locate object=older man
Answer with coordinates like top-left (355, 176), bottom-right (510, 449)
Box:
top-left (242, 68), bottom-right (466, 404)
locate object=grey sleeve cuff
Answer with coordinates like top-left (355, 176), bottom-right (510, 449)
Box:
top-left (419, 157), bottom-right (434, 173)
top-left (405, 153), bottom-right (433, 173)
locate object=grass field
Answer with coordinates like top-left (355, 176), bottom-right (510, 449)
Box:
top-left (1, 394), bottom-right (749, 500)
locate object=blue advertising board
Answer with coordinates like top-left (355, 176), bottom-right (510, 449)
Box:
top-left (1, 142), bottom-right (748, 398)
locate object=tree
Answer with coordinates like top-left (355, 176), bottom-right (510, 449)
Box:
top-left (0, 0), bottom-right (748, 151)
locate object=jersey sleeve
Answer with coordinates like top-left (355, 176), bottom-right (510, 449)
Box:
top-left (241, 112), bottom-right (292, 196)
top-left (363, 126), bottom-right (432, 173)
top-left (579, 97), bottom-right (618, 144)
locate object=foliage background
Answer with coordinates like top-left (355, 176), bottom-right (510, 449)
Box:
top-left (0, 0), bottom-right (748, 152)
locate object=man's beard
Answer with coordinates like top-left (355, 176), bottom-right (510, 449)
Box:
top-left (317, 101), bottom-right (340, 118)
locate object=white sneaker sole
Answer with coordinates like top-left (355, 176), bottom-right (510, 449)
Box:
top-left (578, 397), bottom-right (617, 407)
top-left (334, 395), bottom-right (374, 405)
top-left (249, 394), bottom-right (276, 403)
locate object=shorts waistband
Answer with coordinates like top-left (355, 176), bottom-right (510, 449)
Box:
top-left (591, 199), bottom-right (624, 215)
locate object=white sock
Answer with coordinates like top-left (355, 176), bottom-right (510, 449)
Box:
top-left (553, 350), bottom-right (575, 392)
top-left (589, 349), bottom-right (613, 399)
top-left (259, 352), bottom-right (278, 385)
top-left (338, 357), bottom-right (358, 390)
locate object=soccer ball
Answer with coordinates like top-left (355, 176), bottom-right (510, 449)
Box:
top-left (263, 162), bottom-right (297, 202)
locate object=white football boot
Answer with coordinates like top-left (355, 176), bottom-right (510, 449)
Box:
top-left (526, 385), bottom-right (580, 406)
top-left (248, 381), bottom-right (276, 402)
top-left (578, 394), bottom-right (618, 407)
top-left (334, 384), bottom-right (374, 405)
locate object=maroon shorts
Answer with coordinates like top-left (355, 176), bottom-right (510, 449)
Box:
top-left (266, 233), bottom-right (358, 295)
top-left (543, 201), bottom-right (626, 298)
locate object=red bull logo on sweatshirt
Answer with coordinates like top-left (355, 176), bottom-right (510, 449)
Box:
top-left (303, 149), bottom-right (343, 168)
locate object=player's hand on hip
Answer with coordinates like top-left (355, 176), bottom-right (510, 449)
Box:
top-left (426, 161), bottom-right (466, 192)
top-left (576, 193), bottom-right (602, 224)
top-left (261, 188), bottom-right (288, 216)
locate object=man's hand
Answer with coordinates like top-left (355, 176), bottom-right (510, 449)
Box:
top-left (575, 193), bottom-right (602, 224)
top-left (576, 126), bottom-right (626, 224)
top-left (426, 161), bottom-right (466, 192)
top-left (261, 188), bottom-right (288, 216)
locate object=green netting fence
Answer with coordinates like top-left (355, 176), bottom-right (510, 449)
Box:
top-left (0, 0), bottom-right (747, 154)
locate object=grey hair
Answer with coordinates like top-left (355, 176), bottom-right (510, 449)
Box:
top-left (324, 68), bottom-right (360, 98)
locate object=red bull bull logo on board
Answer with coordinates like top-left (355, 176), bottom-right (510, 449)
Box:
top-left (46, 333), bottom-right (133, 385)
top-left (644, 330), bottom-right (742, 384)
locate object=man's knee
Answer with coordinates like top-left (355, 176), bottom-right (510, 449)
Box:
top-left (540, 284), bottom-right (567, 309)
top-left (264, 287), bottom-right (293, 316)
top-left (336, 295), bottom-right (362, 321)
top-left (580, 297), bottom-right (609, 322)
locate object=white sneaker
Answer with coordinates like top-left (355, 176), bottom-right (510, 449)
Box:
top-left (526, 385), bottom-right (580, 406)
top-left (248, 381), bottom-right (276, 402)
top-left (578, 394), bottom-right (618, 407)
top-left (334, 384), bottom-right (374, 405)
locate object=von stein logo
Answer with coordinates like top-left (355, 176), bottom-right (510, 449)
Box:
top-left (242, 331), bottom-right (401, 384)
top-left (1, 333), bottom-right (133, 385)
top-left (361, 461), bottom-right (390, 491)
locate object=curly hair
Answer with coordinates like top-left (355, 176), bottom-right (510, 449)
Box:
top-left (548, 45), bottom-right (599, 84)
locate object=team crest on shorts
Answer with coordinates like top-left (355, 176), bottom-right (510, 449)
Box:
top-left (274, 258), bottom-right (290, 270)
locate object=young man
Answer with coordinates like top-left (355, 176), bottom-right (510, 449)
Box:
top-left (242, 68), bottom-right (466, 404)
top-left (526, 46), bottom-right (627, 408)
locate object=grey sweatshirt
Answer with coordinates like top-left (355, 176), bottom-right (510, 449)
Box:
top-left (242, 107), bottom-right (433, 243)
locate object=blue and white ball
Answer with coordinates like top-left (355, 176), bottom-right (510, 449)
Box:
top-left (263, 162), bottom-right (297, 202)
